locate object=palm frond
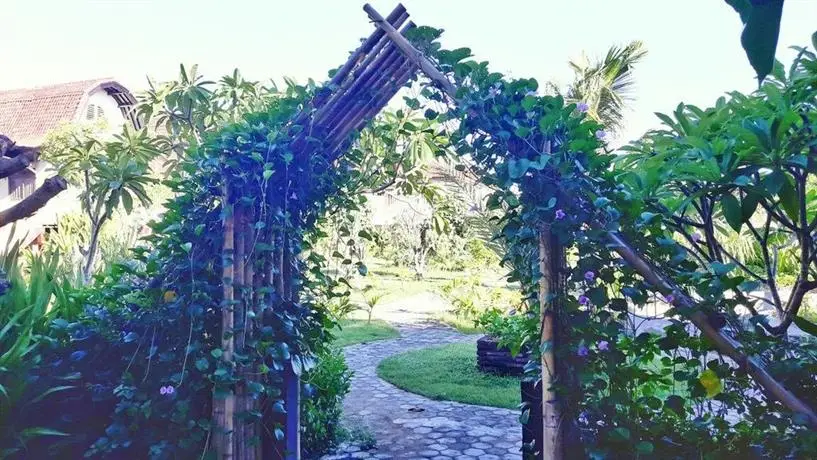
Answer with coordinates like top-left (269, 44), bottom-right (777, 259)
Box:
top-left (566, 40), bottom-right (647, 131)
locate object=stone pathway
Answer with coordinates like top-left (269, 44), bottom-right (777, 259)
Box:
top-left (321, 323), bottom-right (522, 460)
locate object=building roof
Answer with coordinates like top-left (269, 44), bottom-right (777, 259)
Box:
top-left (0, 78), bottom-right (140, 146)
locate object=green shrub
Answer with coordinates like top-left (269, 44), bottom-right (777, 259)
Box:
top-left (0, 245), bottom-right (82, 458)
top-left (301, 347), bottom-right (353, 457)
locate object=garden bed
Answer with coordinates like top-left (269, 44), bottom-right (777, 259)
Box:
top-left (476, 335), bottom-right (529, 376)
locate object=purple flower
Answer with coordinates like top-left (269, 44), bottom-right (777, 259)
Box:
top-left (555, 209), bottom-right (566, 220)
top-left (584, 271), bottom-right (596, 282)
top-left (488, 86), bottom-right (501, 98)
top-left (578, 410), bottom-right (589, 424)
top-left (663, 294), bottom-right (675, 304)
top-left (598, 340), bottom-right (609, 351)
top-left (160, 385), bottom-right (175, 395)
top-left (595, 130), bottom-right (607, 140)
top-left (578, 295), bottom-right (590, 306)
top-left (692, 232), bottom-right (703, 243)
top-left (577, 102), bottom-right (589, 113)
top-left (577, 345), bottom-right (589, 357)
top-left (290, 192), bottom-right (297, 200)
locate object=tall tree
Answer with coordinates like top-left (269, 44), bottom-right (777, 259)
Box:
top-left (564, 41), bottom-right (647, 132)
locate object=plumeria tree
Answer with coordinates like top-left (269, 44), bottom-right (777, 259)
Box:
top-left (43, 126), bottom-right (161, 282)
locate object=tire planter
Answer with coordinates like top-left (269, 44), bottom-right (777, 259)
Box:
top-left (476, 335), bottom-right (529, 376)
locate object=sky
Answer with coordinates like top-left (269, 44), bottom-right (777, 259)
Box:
top-left (2, 0), bottom-right (817, 143)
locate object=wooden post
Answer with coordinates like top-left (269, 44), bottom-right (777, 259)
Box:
top-left (538, 226), bottom-right (563, 460)
top-left (282, 238), bottom-right (301, 459)
top-left (284, 365), bottom-right (301, 460)
top-left (215, 185), bottom-right (236, 460)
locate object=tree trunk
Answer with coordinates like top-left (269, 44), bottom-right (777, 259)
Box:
top-left (538, 226), bottom-right (563, 460)
top-left (82, 219), bottom-right (103, 283)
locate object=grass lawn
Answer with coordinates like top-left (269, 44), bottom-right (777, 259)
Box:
top-left (432, 312), bottom-right (484, 334)
top-left (377, 342), bottom-right (521, 409)
top-left (332, 319), bottom-right (400, 347)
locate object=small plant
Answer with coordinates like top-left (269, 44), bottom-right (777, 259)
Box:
top-left (361, 285), bottom-right (384, 324)
top-left (340, 425), bottom-right (377, 451)
top-left (301, 347), bottom-right (353, 457)
top-left (326, 296), bottom-right (358, 321)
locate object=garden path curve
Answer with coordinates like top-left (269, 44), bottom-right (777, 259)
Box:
top-left (321, 324), bottom-right (522, 460)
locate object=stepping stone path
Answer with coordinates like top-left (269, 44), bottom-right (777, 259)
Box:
top-left (321, 324), bottom-right (522, 460)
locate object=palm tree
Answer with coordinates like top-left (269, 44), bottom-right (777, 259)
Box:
top-left (564, 41), bottom-right (647, 132)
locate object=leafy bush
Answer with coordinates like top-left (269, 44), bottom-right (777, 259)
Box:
top-left (300, 347), bottom-right (352, 458)
top-left (438, 276), bottom-right (521, 322)
top-left (0, 245), bottom-right (82, 458)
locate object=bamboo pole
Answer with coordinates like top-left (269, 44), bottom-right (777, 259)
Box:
top-left (326, 63), bottom-right (417, 158)
top-left (326, 60), bottom-right (415, 158)
top-left (538, 227), bottom-right (564, 459)
top-left (323, 53), bottom-right (409, 145)
top-left (233, 207), bottom-right (248, 459)
top-left (328, 4), bottom-right (408, 88)
top-left (318, 11), bottom-right (410, 119)
top-left (215, 184), bottom-right (236, 460)
top-left (320, 40), bottom-right (407, 134)
top-left (363, 3), bottom-right (457, 99)
top-left (606, 231), bottom-right (817, 429)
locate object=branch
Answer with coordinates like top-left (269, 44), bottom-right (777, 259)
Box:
top-left (0, 135), bottom-right (40, 180)
top-left (606, 230), bottom-right (817, 428)
top-left (0, 176), bottom-right (68, 228)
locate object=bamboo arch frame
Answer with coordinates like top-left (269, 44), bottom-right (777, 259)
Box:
top-left (214, 3), bottom-right (817, 459)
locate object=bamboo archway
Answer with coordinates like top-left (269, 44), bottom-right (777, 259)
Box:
top-left (214, 3), bottom-right (817, 459)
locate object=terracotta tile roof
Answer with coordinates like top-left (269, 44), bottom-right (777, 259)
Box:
top-left (0, 78), bottom-right (138, 146)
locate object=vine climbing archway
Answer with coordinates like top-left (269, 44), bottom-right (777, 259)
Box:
top-left (129, 3), bottom-right (817, 459)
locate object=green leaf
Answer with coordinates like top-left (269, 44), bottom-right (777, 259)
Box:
top-left (121, 190), bottom-right (133, 214)
top-left (609, 427), bottom-right (631, 442)
top-left (29, 385), bottom-right (75, 404)
top-left (699, 369), bottom-right (723, 398)
top-left (712, 262), bottom-right (736, 276)
top-left (195, 358), bottom-right (209, 372)
top-left (19, 427), bottom-right (70, 439)
top-left (741, 191), bottom-right (760, 221)
top-left (635, 441), bottom-right (655, 455)
top-left (720, 194), bottom-right (743, 232)
top-left (514, 127), bottom-right (531, 138)
top-left (507, 158), bottom-right (530, 179)
top-left (726, 0), bottom-right (784, 82)
top-left (778, 177), bottom-right (799, 221)
top-left (521, 95), bottom-right (537, 111)
top-left (181, 242), bottom-right (193, 253)
top-left (764, 169), bottom-right (786, 195)
top-left (211, 348), bottom-right (223, 359)
top-left (794, 315), bottom-right (817, 338)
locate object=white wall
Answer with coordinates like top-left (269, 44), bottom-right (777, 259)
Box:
top-left (81, 88), bottom-right (128, 136)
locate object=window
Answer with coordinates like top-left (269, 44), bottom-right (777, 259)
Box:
top-left (85, 103), bottom-right (105, 120)
top-left (8, 169), bottom-right (36, 201)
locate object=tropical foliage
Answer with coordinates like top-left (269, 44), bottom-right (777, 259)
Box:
top-left (412, 25), bottom-right (817, 457)
top-left (562, 41), bottom-right (647, 132)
